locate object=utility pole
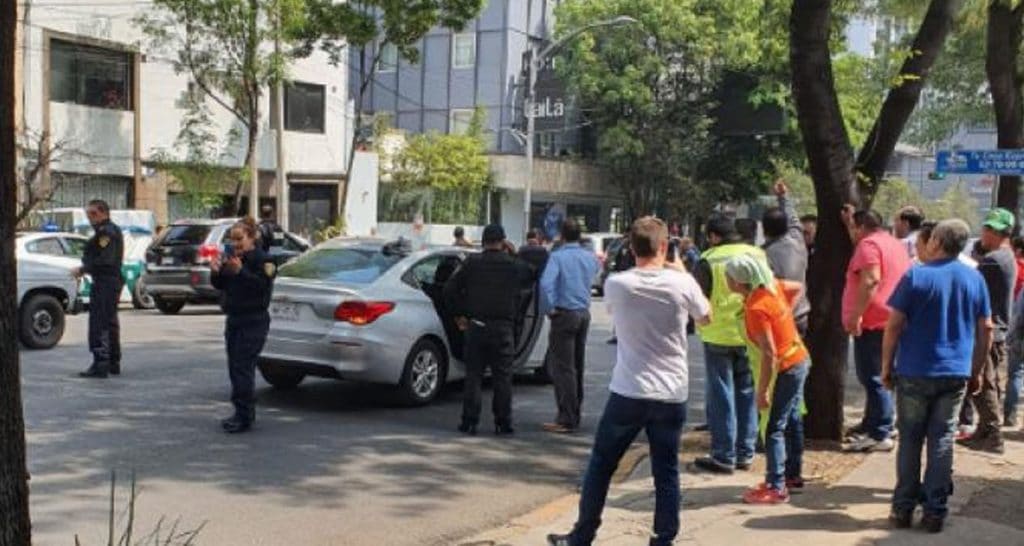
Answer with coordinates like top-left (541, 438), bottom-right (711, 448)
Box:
top-left (1, 0), bottom-right (33, 542)
top-left (521, 16), bottom-right (640, 234)
top-left (274, 4), bottom-right (288, 231)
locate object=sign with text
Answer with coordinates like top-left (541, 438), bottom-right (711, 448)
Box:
top-left (520, 49), bottom-right (569, 132)
top-left (936, 149), bottom-right (1024, 175)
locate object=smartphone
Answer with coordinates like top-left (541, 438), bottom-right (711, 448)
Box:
top-left (667, 238), bottom-right (680, 263)
top-left (222, 243), bottom-right (235, 259)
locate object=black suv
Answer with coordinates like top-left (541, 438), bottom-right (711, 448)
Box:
top-left (143, 219), bottom-right (309, 315)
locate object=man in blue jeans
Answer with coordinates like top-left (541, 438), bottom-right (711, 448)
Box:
top-left (692, 217), bottom-right (768, 473)
top-left (882, 219), bottom-right (992, 534)
top-left (548, 217), bottom-right (711, 546)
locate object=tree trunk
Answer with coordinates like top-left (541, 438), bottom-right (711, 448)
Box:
top-left (855, 0), bottom-right (962, 203)
top-left (790, 0), bottom-right (857, 441)
top-left (987, 1), bottom-right (1024, 213)
top-left (340, 46), bottom-right (375, 231)
top-left (232, 142), bottom-right (253, 216)
top-left (1, 0), bottom-right (33, 541)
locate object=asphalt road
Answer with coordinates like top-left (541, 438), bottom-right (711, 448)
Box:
top-left (22, 302), bottom-right (711, 545)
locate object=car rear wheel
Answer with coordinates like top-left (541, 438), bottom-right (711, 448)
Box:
top-left (19, 294), bottom-right (65, 349)
top-left (258, 361), bottom-right (306, 390)
top-left (398, 339), bottom-right (447, 406)
top-left (154, 296), bottom-right (185, 315)
top-left (132, 279), bottom-right (155, 310)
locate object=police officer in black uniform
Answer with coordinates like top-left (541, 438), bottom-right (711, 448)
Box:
top-left (75, 199), bottom-right (124, 379)
top-left (210, 217), bottom-right (277, 434)
top-left (258, 205), bottom-right (282, 252)
top-left (444, 224), bottom-right (535, 436)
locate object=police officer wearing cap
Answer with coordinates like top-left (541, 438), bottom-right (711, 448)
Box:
top-left (444, 224), bottom-right (536, 436)
top-left (75, 199), bottom-right (124, 379)
top-left (211, 217), bottom-right (277, 433)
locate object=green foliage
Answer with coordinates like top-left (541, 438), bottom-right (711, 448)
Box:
top-left (313, 216), bottom-right (345, 243)
top-left (299, 0), bottom-right (485, 63)
top-left (774, 160), bottom-right (819, 217)
top-left (390, 110), bottom-right (490, 193)
top-left (381, 108), bottom-right (491, 225)
top-left (905, 20), bottom-right (991, 146)
top-left (151, 91), bottom-right (242, 218)
top-left (555, 0), bottom-right (725, 218)
top-left (136, 0), bottom-right (307, 129)
top-left (930, 181), bottom-right (982, 230)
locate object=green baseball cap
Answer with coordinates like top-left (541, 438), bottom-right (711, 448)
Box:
top-left (983, 207), bottom-right (1015, 232)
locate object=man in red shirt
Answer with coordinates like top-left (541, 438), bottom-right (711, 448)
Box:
top-left (841, 207), bottom-right (912, 452)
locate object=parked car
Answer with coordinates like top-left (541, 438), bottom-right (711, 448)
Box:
top-left (143, 219), bottom-right (310, 315)
top-left (16, 254), bottom-right (81, 349)
top-left (582, 232), bottom-right (623, 296)
top-left (256, 238), bottom-right (546, 405)
top-left (17, 231), bottom-right (154, 309)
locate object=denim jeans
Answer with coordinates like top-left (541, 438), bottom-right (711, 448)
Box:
top-left (1004, 351), bottom-right (1022, 421)
top-left (704, 343), bottom-right (757, 466)
top-left (765, 361), bottom-right (809, 490)
top-left (853, 330), bottom-right (894, 441)
top-left (893, 376), bottom-right (967, 518)
top-left (569, 393), bottom-right (686, 546)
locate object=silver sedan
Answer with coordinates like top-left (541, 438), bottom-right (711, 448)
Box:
top-left (257, 239), bottom-right (545, 405)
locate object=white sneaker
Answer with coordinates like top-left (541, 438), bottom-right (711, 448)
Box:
top-left (844, 436), bottom-right (895, 453)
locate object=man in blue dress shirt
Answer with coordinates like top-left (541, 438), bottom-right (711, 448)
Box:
top-left (540, 219), bottom-right (600, 433)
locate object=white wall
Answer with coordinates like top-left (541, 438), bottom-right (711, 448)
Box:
top-left (377, 223), bottom-right (484, 246)
top-left (22, 1), bottom-right (348, 178)
top-left (345, 152), bottom-right (379, 236)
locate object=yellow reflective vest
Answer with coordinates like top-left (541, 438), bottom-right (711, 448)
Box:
top-left (697, 243), bottom-right (769, 347)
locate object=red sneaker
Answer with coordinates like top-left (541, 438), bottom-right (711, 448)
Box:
top-left (743, 484), bottom-right (790, 505)
top-left (785, 477), bottom-right (805, 492)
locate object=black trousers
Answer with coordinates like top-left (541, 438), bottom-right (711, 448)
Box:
top-left (462, 321), bottom-right (515, 428)
top-left (88, 276), bottom-right (122, 371)
top-left (546, 308), bottom-right (591, 428)
top-left (225, 314), bottom-right (270, 422)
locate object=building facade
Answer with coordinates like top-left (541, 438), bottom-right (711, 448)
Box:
top-left (352, 0), bottom-right (622, 244)
top-left (18, 0), bottom-right (349, 236)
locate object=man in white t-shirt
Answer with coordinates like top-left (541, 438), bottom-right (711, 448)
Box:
top-left (548, 216), bottom-right (712, 546)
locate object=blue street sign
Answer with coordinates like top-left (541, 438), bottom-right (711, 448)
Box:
top-left (936, 149), bottom-right (1024, 175)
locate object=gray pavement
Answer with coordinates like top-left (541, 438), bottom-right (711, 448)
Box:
top-left (22, 301), bottom-right (713, 545)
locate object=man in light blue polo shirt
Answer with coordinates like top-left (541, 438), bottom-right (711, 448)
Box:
top-left (882, 219), bottom-right (992, 534)
top-left (540, 219), bottom-right (600, 433)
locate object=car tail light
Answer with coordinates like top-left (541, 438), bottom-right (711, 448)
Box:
top-left (196, 243), bottom-right (220, 264)
top-left (190, 272), bottom-right (201, 286)
top-left (334, 301), bottom-right (395, 325)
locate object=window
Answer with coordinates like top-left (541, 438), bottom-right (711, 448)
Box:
top-left (378, 43), bottom-right (398, 73)
top-left (50, 172), bottom-right (131, 210)
top-left (26, 238), bottom-right (65, 256)
top-left (405, 255), bottom-right (444, 288)
top-left (452, 33), bottom-right (476, 69)
top-left (449, 109), bottom-right (475, 135)
top-left (284, 82), bottom-right (326, 133)
top-left (63, 237), bottom-right (87, 258)
top-left (50, 39), bottom-right (133, 110)
top-left (278, 247), bottom-right (403, 284)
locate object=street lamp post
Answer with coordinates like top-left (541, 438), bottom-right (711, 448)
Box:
top-left (522, 15), bottom-right (640, 234)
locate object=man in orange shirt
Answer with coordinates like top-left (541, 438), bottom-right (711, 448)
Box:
top-left (726, 254), bottom-right (808, 505)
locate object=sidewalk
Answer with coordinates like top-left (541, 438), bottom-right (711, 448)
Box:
top-left (462, 430), bottom-right (1024, 545)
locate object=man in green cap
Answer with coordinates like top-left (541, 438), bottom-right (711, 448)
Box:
top-left (959, 207), bottom-right (1017, 454)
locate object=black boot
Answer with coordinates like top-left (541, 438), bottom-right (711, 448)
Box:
top-left (79, 365), bottom-right (108, 379)
top-left (110, 362), bottom-right (121, 376)
top-left (222, 416), bottom-right (251, 434)
top-left (457, 422), bottom-right (478, 436)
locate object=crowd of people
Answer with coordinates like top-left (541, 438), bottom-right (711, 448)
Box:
top-left (545, 183), bottom-right (1021, 544)
top-left (69, 188), bottom-right (1023, 544)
